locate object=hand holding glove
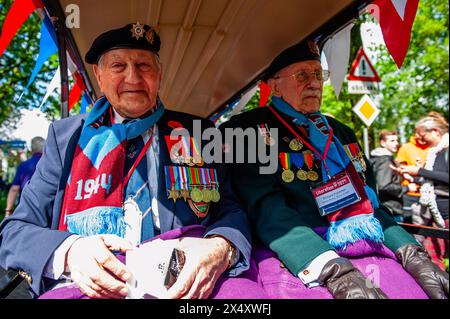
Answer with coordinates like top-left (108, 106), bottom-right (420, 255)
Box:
top-left (318, 257), bottom-right (388, 299)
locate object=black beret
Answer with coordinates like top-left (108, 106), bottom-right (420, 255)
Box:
top-left (263, 39), bottom-right (321, 81)
top-left (85, 22), bottom-right (161, 64)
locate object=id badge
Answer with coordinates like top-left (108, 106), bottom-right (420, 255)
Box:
top-left (123, 197), bottom-right (143, 247)
top-left (310, 170), bottom-right (361, 216)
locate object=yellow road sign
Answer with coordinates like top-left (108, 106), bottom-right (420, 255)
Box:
top-left (352, 94), bottom-right (380, 127)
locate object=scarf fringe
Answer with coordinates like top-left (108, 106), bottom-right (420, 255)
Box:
top-left (327, 214), bottom-right (384, 251)
top-left (67, 207), bottom-right (126, 237)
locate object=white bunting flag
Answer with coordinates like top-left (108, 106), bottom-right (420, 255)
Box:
top-left (323, 23), bottom-right (354, 99)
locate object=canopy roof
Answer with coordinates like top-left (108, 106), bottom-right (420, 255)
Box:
top-left (45, 0), bottom-right (370, 118)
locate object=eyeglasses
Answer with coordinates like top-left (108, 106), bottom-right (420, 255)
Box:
top-left (274, 69), bottom-right (330, 83)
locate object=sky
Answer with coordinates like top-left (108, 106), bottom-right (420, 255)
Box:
top-left (10, 108), bottom-right (50, 149)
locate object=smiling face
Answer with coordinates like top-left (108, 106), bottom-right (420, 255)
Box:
top-left (93, 48), bottom-right (162, 119)
top-left (268, 60), bottom-right (324, 114)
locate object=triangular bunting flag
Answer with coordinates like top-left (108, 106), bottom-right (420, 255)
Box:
top-left (371, 0), bottom-right (419, 68)
top-left (18, 15), bottom-right (58, 101)
top-left (323, 23), bottom-right (354, 98)
top-left (0, 0), bottom-right (44, 58)
top-left (39, 65), bottom-right (60, 111)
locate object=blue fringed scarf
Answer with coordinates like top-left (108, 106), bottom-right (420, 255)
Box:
top-left (58, 97), bottom-right (164, 237)
top-left (272, 96), bottom-right (383, 250)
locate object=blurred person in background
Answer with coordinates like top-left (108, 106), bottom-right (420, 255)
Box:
top-left (393, 112), bottom-right (449, 270)
top-left (4, 136), bottom-right (45, 217)
top-left (396, 122), bottom-right (431, 224)
top-left (370, 130), bottom-right (412, 222)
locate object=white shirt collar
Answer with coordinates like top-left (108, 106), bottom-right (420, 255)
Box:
top-left (112, 108), bottom-right (127, 124)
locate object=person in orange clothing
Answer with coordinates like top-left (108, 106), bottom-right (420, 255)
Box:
top-left (396, 124), bottom-right (430, 226)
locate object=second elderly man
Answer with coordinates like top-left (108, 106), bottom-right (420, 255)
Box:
top-left (221, 39), bottom-right (448, 299)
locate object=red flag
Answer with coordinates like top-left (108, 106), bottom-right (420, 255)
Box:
top-left (68, 72), bottom-right (86, 111)
top-left (371, 0), bottom-right (419, 68)
top-left (0, 0), bottom-right (44, 58)
top-left (259, 81), bottom-right (271, 107)
top-left (68, 83), bottom-right (81, 111)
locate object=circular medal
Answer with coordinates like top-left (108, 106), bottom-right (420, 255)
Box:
top-left (289, 139), bottom-right (303, 151)
top-left (190, 188), bottom-right (203, 202)
top-left (282, 169), bottom-right (295, 183)
top-left (186, 156), bottom-right (195, 167)
top-left (174, 154), bottom-right (185, 164)
top-left (194, 155), bottom-right (204, 167)
top-left (296, 169), bottom-right (308, 181)
top-left (307, 170), bottom-right (319, 181)
top-left (211, 189), bottom-right (221, 202)
top-left (202, 189), bottom-right (212, 202)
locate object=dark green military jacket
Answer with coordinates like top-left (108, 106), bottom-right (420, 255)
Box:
top-left (220, 106), bottom-right (418, 276)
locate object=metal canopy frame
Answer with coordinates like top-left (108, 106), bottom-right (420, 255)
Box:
top-left (39, 0), bottom-right (373, 120)
top-left (208, 0), bottom-right (372, 119)
top-left (42, 0), bottom-right (97, 118)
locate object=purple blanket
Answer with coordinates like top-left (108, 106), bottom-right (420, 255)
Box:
top-left (39, 225), bottom-right (428, 299)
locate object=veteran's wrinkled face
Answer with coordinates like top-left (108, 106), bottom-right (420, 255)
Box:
top-left (268, 60), bottom-right (324, 114)
top-left (93, 49), bottom-right (162, 119)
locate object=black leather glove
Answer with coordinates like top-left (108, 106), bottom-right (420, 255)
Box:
top-left (396, 244), bottom-right (449, 299)
top-left (318, 257), bottom-right (388, 299)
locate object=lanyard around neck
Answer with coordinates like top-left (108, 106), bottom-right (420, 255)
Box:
top-left (268, 106), bottom-right (333, 177)
top-left (123, 128), bottom-right (155, 188)
top-left (106, 107), bottom-right (157, 187)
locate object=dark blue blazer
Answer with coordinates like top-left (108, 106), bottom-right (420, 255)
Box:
top-left (0, 110), bottom-right (251, 296)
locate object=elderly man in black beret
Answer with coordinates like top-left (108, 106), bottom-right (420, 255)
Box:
top-left (220, 39), bottom-right (448, 299)
top-left (0, 23), bottom-right (259, 299)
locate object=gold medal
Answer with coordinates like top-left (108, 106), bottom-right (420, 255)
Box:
top-left (186, 156), bottom-right (195, 167)
top-left (289, 138), bottom-right (303, 151)
top-left (194, 155), bottom-right (204, 167)
top-left (211, 189), bottom-right (221, 202)
top-left (168, 187), bottom-right (179, 202)
top-left (296, 169), bottom-right (308, 181)
top-left (307, 170), bottom-right (319, 181)
top-left (180, 189), bottom-right (190, 201)
top-left (282, 169), bottom-right (295, 183)
top-left (359, 155), bottom-right (367, 171)
top-left (190, 188), bottom-right (203, 202)
top-left (201, 189), bottom-right (212, 203)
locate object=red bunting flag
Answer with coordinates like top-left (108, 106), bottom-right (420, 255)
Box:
top-left (370, 0), bottom-right (419, 68)
top-left (259, 81), bottom-right (271, 107)
top-left (68, 71), bottom-right (87, 111)
top-left (0, 0), bottom-right (44, 58)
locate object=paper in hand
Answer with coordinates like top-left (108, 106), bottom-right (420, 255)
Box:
top-left (126, 239), bottom-right (179, 299)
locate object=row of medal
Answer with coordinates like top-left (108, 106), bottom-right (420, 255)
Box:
top-left (165, 166), bottom-right (220, 203)
top-left (165, 135), bottom-right (205, 167)
top-left (279, 151), bottom-right (320, 183)
top-left (343, 143), bottom-right (367, 174)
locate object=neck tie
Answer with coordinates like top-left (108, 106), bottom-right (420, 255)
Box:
top-left (124, 135), bottom-right (154, 242)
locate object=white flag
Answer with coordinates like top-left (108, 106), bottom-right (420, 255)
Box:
top-left (227, 85), bottom-right (259, 118)
top-left (323, 23), bottom-right (354, 99)
top-left (39, 66), bottom-right (60, 111)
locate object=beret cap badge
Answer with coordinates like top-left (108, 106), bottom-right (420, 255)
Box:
top-left (85, 22), bottom-right (162, 64)
top-left (131, 22), bottom-right (145, 40)
top-left (146, 28), bottom-right (155, 45)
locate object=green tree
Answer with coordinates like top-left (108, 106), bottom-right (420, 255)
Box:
top-left (322, 0), bottom-right (449, 147)
top-left (0, 0), bottom-right (60, 138)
